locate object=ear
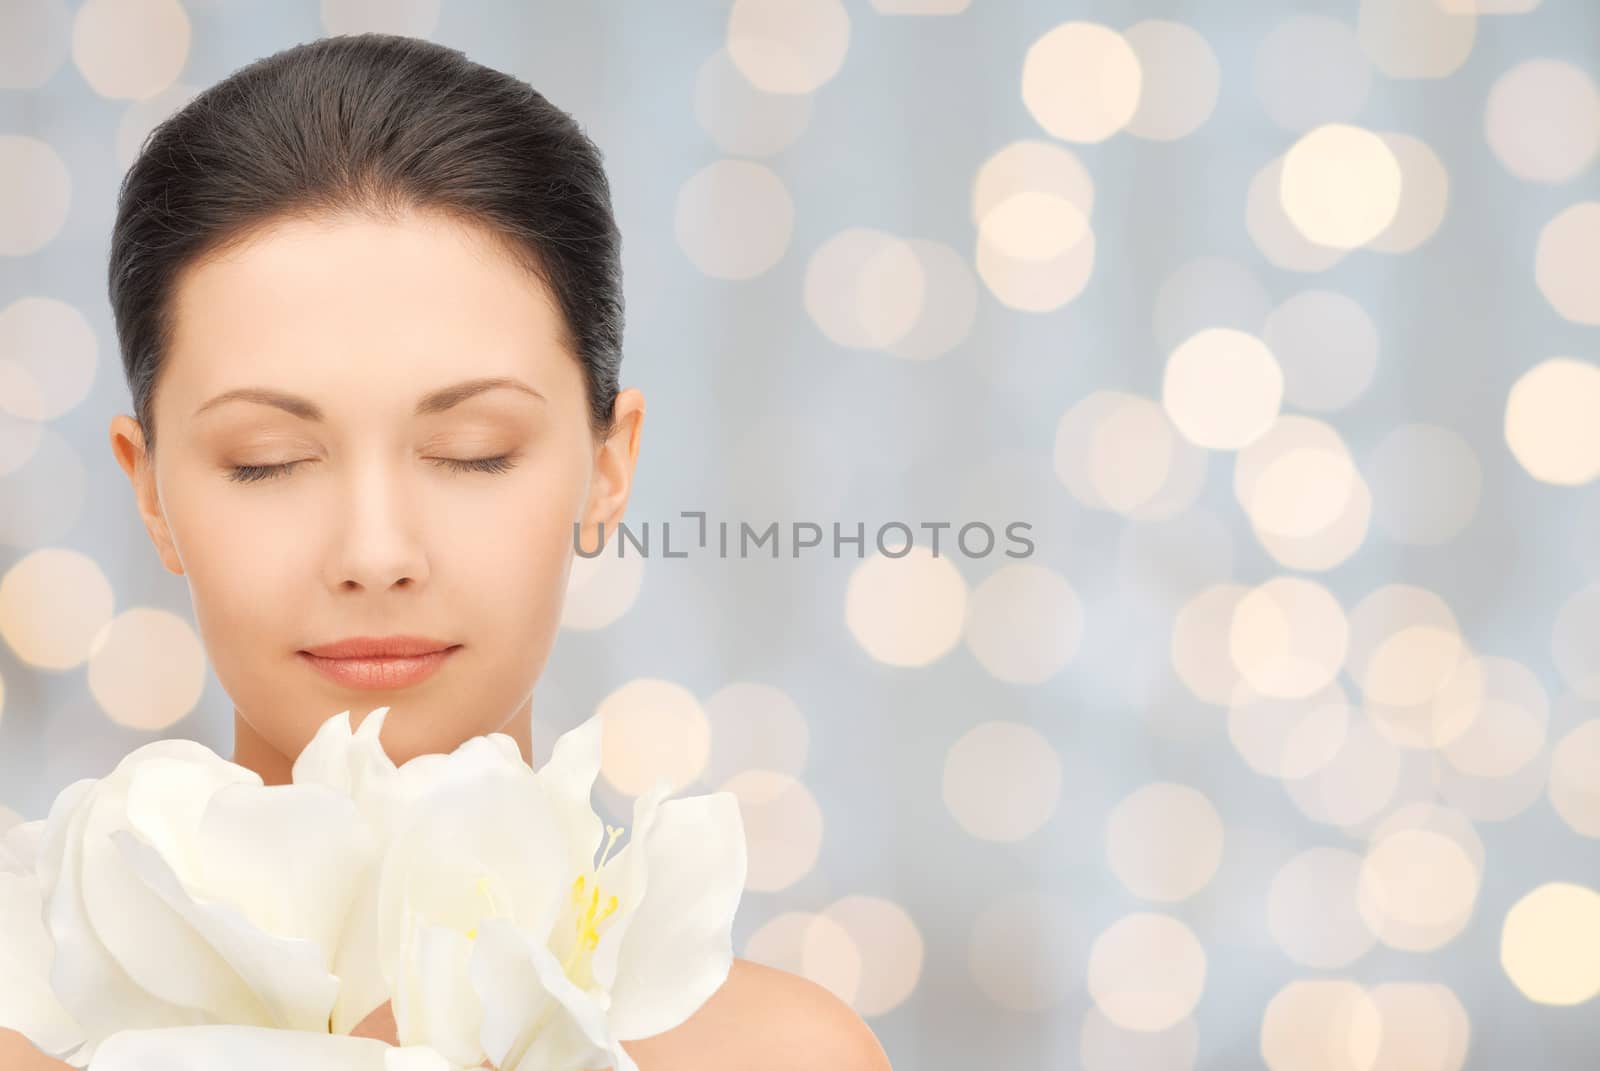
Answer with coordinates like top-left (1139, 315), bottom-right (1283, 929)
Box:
top-left (579, 388), bottom-right (644, 553)
top-left (108, 414), bottom-right (184, 576)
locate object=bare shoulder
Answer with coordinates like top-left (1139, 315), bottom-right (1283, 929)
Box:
top-left (0, 1027), bottom-right (72, 1070)
top-left (619, 956), bottom-right (892, 1071)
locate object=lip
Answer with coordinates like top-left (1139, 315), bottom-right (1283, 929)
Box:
top-left (298, 636), bottom-right (461, 691)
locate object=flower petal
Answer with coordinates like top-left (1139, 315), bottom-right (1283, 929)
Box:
top-left (189, 782), bottom-right (376, 963)
top-left (87, 1025), bottom-right (451, 1071)
top-left (2, 817), bottom-right (46, 873)
top-left (585, 777), bottom-right (672, 996)
top-left (468, 918), bottom-right (616, 1071)
top-left (535, 716), bottom-right (606, 874)
top-left (603, 792), bottom-right (747, 1041)
top-left (392, 922), bottom-right (483, 1067)
top-left (111, 829), bottom-right (342, 1030)
top-left (41, 779), bottom-right (203, 1065)
top-left (0, 869), bottom-right (85, 1058)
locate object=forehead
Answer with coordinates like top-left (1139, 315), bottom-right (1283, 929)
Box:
top-left (162, 209), bottom-right (572, 406)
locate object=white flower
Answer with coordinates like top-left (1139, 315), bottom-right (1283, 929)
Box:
top-left (85, 1024), bottom-right (458, 1071)
top-left (293, 706), bottom-right (749, 1071)
top-left (0, 819), bottom-right (83, 1056)
top-left (12, 738), bottom-right (377, 1065)
top-left (483, 714), bottom-right (746, 1071)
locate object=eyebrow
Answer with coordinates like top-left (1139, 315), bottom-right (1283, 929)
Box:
top-left (192, 376), bottom-right (546, 420)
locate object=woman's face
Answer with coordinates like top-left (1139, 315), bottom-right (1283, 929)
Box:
top-left (109, 209), bottom-right (642, 776)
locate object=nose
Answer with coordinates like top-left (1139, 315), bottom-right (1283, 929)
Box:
top-left (325, 455), bottom-right (430, 591)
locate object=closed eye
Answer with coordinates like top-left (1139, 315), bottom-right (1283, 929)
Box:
top-left (226, 455), bottom-right (520, 484)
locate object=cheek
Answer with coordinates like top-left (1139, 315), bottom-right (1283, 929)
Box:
top-left (461, 461), bottom-right (585, 633)
top-left (163, 477), bottom-right (316, 652)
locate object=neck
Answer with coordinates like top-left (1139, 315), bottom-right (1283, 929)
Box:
top-left (231, 695), bottom-right (535, 786)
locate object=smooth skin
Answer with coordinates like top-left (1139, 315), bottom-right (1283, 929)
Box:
top-left (0, 211), bottom-right (890, 1068)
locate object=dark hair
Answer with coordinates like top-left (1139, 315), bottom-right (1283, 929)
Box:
top-left (109, 32), bottom-right (624, 458)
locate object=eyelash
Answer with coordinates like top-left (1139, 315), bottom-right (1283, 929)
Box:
top-left (226, 455), bottom-right (519, 484)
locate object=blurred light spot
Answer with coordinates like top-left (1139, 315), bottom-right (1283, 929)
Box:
top-left (942, 720), bottom-right (1061, 842)
top-left (1284, 721), bottom-right (1404, 828)
top-left (0, 0), bottom-right (71, 89)
top-left (1268, 847), bottom-right (1377, 967)
top-left (1056, 390), bottom-right (1208, 518)
top-left (0, 136), bottom-right (71, 257)
top-left (1439, 655), bottom-right (1547, 779)
top-left (727, 0), bottom-right (851, 95)
top-left (804, 227), bottom-right (926, 349)
top-left (1081, 1006), bottom-right (1198, 1071)
top-left (1254, 14), bottom-right (1372, 133)
top-left (115, 81), bottom-right (198, 171)
top-left (1262, 290), bottom-right (1379, 412)
top-left (1172, 584), bottom-right (1251, 705)
top-left (1358, 828), bottom-right (1480, 951)
top-left (963, 563), bottom-right (1082, 684)
top-left (87, 607), bottom-right (204, 730)
top-left (819, 895), bottom-right (924, 1016)
top-left (1367, 424), bottom-right (1482, 546)
top-left (1087, 913), bottom-right (1206, 1031)
top-left (1432, 738), bottom-right (1550, 822)
top-left (1439, 0), bottom-right (1538, 9)
top-left (1022, 21), bottom-right (1142, 144)
top-left (676, 159), bottom-right (794, 280)
top-left (562, 538), bottom-right (644, 631)
top-left (745, 910), bottom-right (862, 1005)
top-left (1368, 982), bottom-right (1470, 1071)
top-left (980, 190), bottom-right (1089, 261)
top-left (1553, 585), bottom-right (1600, 699)
top-left (1500, 882), bottom-right (1600, 1005)
top-left (1248, 156), bottom-right (1348, 272)
top-left (1535, 206), bottom-right (1600, 325)
top-left (0, 547), bottom-right (114, 670)
top-left (1358, 0), bottom-right (1476, 79)
top-left (0, 424), bottom-right (87, 546)
top-left (720, 768), bottom-right (822, 892)
top-left (1229, 681), bottom-right (1352, 780)
top-left (1281, 124), bottom-right (1404, 248)
top-left (1106, 782), bottom-right (1224, 902)
top-left (1485, 59), bottom-right (1600, 183)
top-left (1087, 395), bottom-right (1178, 513)
top-left (597, 678), bottom-right (710, 795)
top-left (1163, 328), bottom-right (1283, 451)
top-left (1506, 356), bottom-right (1600, 482)
top-left (1261, 980), bottom-right (1382, 1071)
top-left (1123, 20), bottom-right (1219, 141)
top-left (1230, 577), bottom-right (1349, 700)
top-left (1368, 132), bottom-right (1452, 253)
top-left (702, 681), bottom-right (810, 786)
top-left (1549, 719), bottom-right (1600, 837)
top-left (846, 545), bottom-right (967, 667)
top-left (973, 140), bottom-right (1095, 221)
top-left (1245, 445), bottom-right (1360, 542)
top-left (975, 216), bottom-right (1096, 311)
top-left (694, 47), bottom-right (813, 157)
top-left (0, 409), bottom-right (43, 477)
top-left (1152, 256), bottom-right (1270, 355)
top-left (871, 0), bottom-right (966, 10)
top-left (884, 240), bottom-right (977, 360)
top-left (969, 889), bottom-right (1076, 1011)
top-left (71, 0), bottom-right (188, 99)
top-left (320, 0), bottom-right (439, 35)
top-left (1345, 583), bottom-right (1465, 709)
top-left (0, 298), bottom-right (96, 422)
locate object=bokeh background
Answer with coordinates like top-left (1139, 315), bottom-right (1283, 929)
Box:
top-left (3, 0), bottom-right (1600, 1067)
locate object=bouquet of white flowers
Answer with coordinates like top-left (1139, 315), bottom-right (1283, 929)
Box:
top-left (0, 707), bottom-right (749, 1071)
